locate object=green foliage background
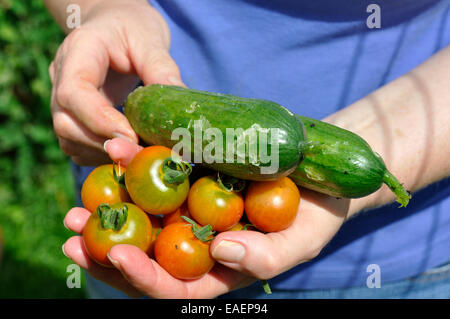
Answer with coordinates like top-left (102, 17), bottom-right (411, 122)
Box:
top-left (0, 0), bottom-right (86, 298)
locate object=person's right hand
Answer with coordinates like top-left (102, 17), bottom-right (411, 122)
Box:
top-left (49, 0), bottom-right (184, 166)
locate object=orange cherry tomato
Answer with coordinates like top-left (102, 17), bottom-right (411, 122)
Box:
top-left (162, 201), bottom-right (191, 227)
top-left (187, 175), bottom-right (244, 232)
top-left (125, 146), bottom-right (191, 215)
top-left (82, 203), bottom-right (152, 267)
top-left (154, 220), bottom-right (215, 280)
top-left (228, 221), bottom-right (256, 232)
top-left (81, 164), bottom-right (130, 213)
top-left (148, 215), bottom-right (163, 258)
top-left (244, 177), bottom-right (301, 232)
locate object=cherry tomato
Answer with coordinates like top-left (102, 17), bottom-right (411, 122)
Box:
top-left (188, 175), bottom-right (244, 232)
top-left (162, 201), bottom-right (191, 227)
top-left (154, 219), bottom-right (215, 280)
top-left (82, 202), bottom-right (153, 267)
top-left (228, 221), bottom-right (256, 232)
top-left (125, 146), bottom-right (191, 215)
top-left (81, 164), bottom-right (130, 213)
top-left (244, 177), bottom-right (301, 232)
top-left (148, 215), bottom-right (163, 258)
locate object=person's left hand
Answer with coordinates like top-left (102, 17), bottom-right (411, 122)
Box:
top-left (62, 138), bottom-right (349, 298)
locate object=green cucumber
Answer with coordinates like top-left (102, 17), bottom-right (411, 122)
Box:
top-left (290, 115), bottom-right (411, 207)
top-left (124, 84), bottom-right (306, 181)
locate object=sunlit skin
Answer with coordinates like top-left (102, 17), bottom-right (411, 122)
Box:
top-left (245, 177), bottom-right (301, 232)
top-left (81, 164), bottom-right (130, 213)
top-left (82, 203), bottom-right (153, 267)
top-left (154, 222), bottom-right (215, 280)
top-left (125, 146), bottom-right (190, 215)
top-left (188, 176), bottom-right (244, 232)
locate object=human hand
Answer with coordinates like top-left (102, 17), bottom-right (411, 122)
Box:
top-left (63, 138), bottom-right (254, 298)
top-left (62, 138), bottom-right (350, 298)
top-left (49, 0), bottom-right (184, 166)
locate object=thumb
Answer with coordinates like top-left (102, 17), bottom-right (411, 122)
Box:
top-left (209, 228), bottom-right (318, 280)
top-left (210, 231), bottom-right (294, 280)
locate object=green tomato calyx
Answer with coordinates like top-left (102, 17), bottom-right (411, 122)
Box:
top-left (97, 203), bottom-right (128, 231)
top-left (112, 162), bottom-right (127, 190)
top-left (181, 216), bottom-right (215, 242)
top-left (216, 172), bottom-right (246, 192)
top-left (162, 157), bottom-right (193, 185)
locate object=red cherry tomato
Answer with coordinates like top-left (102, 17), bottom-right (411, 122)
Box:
top-left (125, 146), bottom-right (191, 215)
top-left (244, 177), bottom-right (301, 232)
top-left (188, 175), bottom-right (244, 232)
top-left (154, 219), bottom-right (215, 280)
top-left (82, 203), bottom-right (152, 267)
top-left (81, 164), bottom-right (130, 213)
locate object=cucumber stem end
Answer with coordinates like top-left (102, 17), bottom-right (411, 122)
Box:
top-left (382, 170), bottom-right (411, 208)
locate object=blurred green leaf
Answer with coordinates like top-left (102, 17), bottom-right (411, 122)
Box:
top-left (0, 0), bottom-right (86, 298)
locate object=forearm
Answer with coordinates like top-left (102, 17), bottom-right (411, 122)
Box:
top-left (324, 45), bottom-right (450, 218)
top-left (43, 0), bottom-right (148, 33)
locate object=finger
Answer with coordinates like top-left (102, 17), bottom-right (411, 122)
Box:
top-left (58, 137), bottom-right (111, 166)
top-left (62, 236), bottom-right (142, 298)
top-left (210, 190), bottom-right (349, 279)
top-left (52, 103), bottom-right (106, 151)
top-left (108, 245), bottom-right (253, 299)
top-left (71, 154), bottom-right (110, 167)
top-left (104, 137), bottom-right (143, 167)
top-left (128, 32), bottom-right (185, 87)
top-left (64, 207), bottom-right (91, 234)
top-left (54, 30), bottom-right (138, 143)
top-left (99, 70), bottom-right (140, 107)
top-left (49, 61), bottom-right (56, 85)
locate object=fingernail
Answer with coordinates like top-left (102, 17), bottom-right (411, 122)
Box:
top-left (168, 76), bottom-right (185, 87)
top-left (103, 139), bottom-right (111, 152)
top-left (62, 244), bottom-right (68, 258)
top-left (112, 132), bottom-right (135, 143)
top-left (212, 240), bottom-right (245, 263)
top-left (107, 253), bottom-right (122, 271)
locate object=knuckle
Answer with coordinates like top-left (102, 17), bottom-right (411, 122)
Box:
top-left (259, 254), bottom-right (279, 279)
top-left (55, 82), bottom-right (72, 108)
top-left (146, 51), bottom-right (178, 72)
top-left (305, 245), bottom-right (322, 262)
top-left (52, 114), bottom-right (70, 139)
top-left (64, 26), bottom-right (84, 44)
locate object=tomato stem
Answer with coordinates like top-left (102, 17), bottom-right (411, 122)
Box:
top-left (162, 157), bottom-right (193, 185)
top-left (383, 170), bottom-right (411, 208)
top-left (113, 162), bottom-right (127, 190)
top-left (97, 203), bottom-right (128, 231)
top-left (181, 216), bottom-right (215, 242)
top-left (216, 172), bottom-right (246, 192)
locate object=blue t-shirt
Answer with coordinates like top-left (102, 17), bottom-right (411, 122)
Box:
top-left (76, 0), bottom-right (450, 290)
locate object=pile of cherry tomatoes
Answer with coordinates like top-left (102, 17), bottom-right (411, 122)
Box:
top-left (81, 145), bottom-right (301, 281)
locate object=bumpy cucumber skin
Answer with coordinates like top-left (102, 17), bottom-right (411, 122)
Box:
top-left (125, 85), bottom-right (306, 181)
top-left (290, 115), bottom-right (387, 198)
